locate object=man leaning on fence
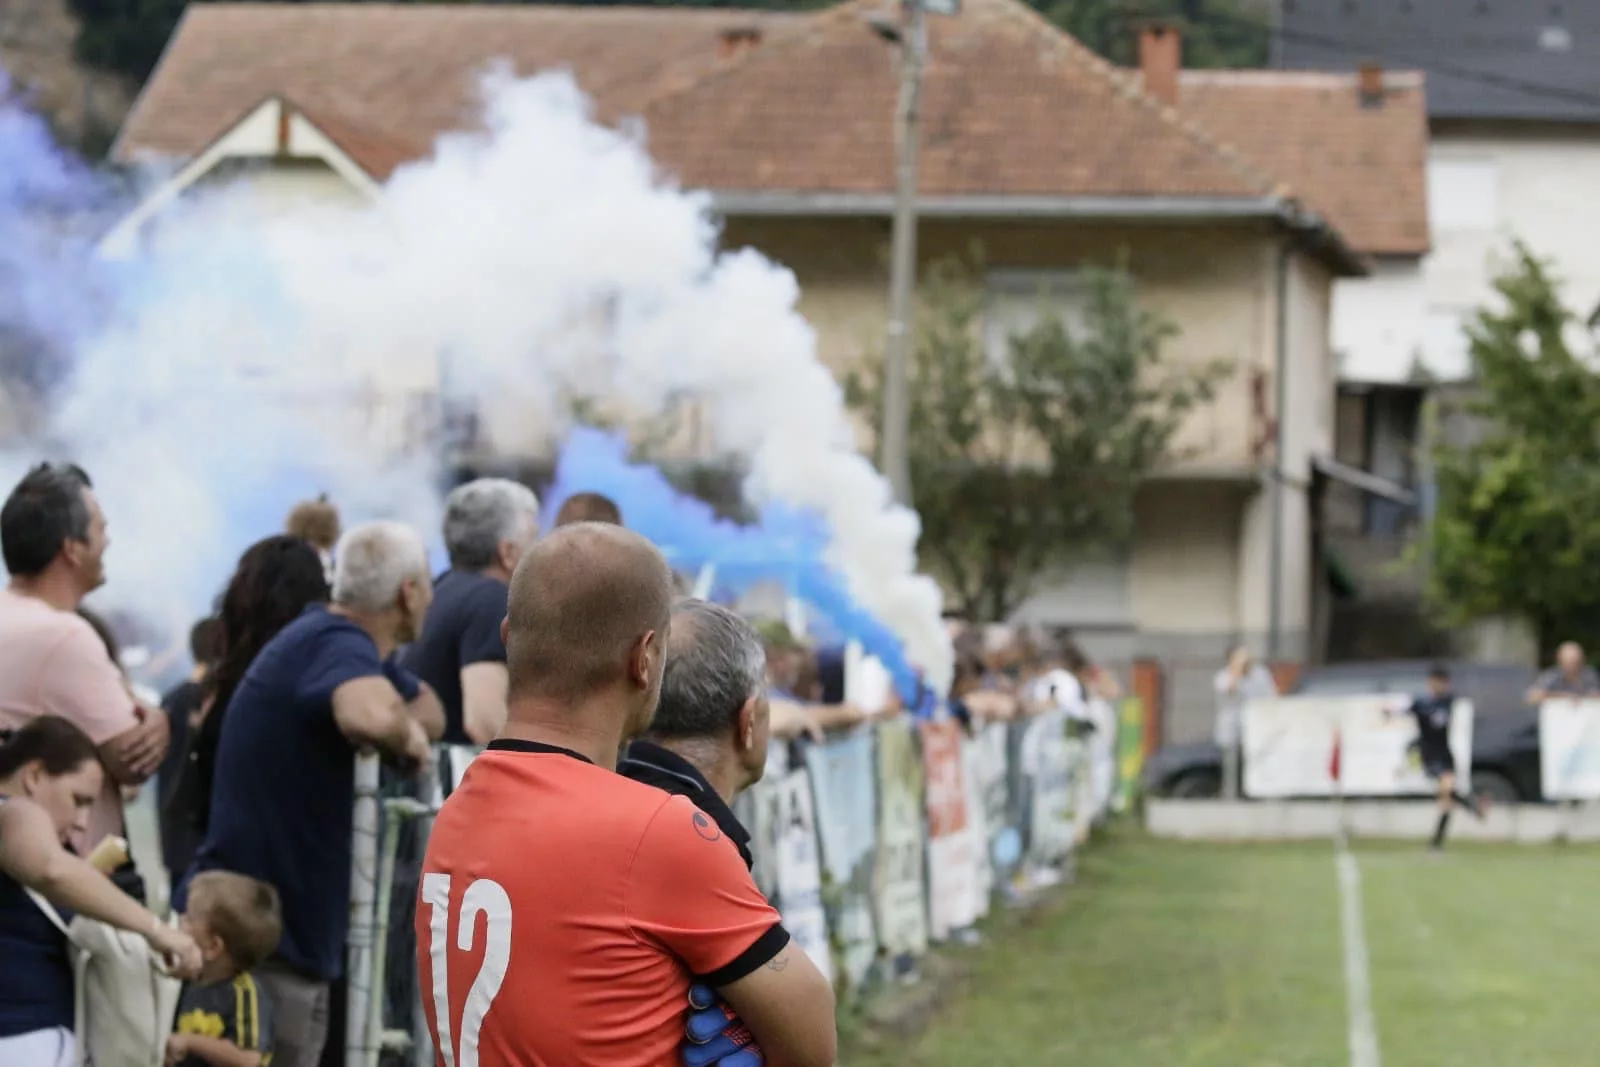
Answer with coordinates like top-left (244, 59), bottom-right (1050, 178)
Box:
top-left (417, 522), bottom-right (837, 1067)
top-left (183, 521), bottom-right (441, 1067)
top-left (1526, 641), bottom-right (1600, 705)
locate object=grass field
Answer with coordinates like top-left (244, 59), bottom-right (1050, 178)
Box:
top-left (846, 828), bottom-right (1600, 1067)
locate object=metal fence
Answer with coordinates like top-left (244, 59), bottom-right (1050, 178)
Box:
top-left (352, 701), bottom-right (1138, 1065)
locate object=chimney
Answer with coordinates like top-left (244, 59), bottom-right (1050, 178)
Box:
top-left (1139, 23), bottom-right (1181, 107)
top-left (717, 26), bottom-right (763, 60)
top-left (1358, 62), bottom-right (1384, 107)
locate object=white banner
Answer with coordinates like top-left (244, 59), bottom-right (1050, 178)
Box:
top-left (1243, 695), bottom-right (1474, 798)
top-left (1022, 709), bottom-right (1074, 865)
top-left (1540, 699), bottom-right (1600, 800)
top-left (960, 736), bottom-right (993, 921)
top-left (873, 720), bottom-right (929, 958)
top-left (921, 720), bottom-right (977, 939)
top-left (772, 768), bottom-right (833, 983)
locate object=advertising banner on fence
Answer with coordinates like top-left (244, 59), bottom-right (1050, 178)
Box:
top-left (1022, 709), bottom-right (1074, 867)
top-left (1243, 695), bottom-right (1474, 798)
top-left (921, 720), bottom-right (978, 939)
top-left (874, 719), bottom-right (929, 958)
top-left (772, 767), bottom-right (834, 983)
top-left (1116, 698), bottom-right (1145, 813)
top-left (960, 735), bottom-right (993, 921)
top-left (979, 723), bottom-right (1022, 885)
top-left (1540, 699), bottom-right (1600, 800)
top-left (805, 732), bottom-right (880, 993)
top-left (1086, 698), bottom-right (1117, 821)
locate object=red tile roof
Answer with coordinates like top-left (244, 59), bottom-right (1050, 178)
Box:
top-left (633, 0), bottom-right (1283, 202)
top-left (112, 0), bottom-right (1421, 255)
top-left (1177, 70), bottom-right (1430, 256)
top-left (114, 3), bottom-right (801, 171)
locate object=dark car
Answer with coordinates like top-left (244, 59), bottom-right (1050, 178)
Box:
top-left (1142, 660), bottom-right (1540, 803)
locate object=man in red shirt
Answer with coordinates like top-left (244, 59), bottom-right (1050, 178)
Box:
top-left (417, 522), bottom-right (836, 1067)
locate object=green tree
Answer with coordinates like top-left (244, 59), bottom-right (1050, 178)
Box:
top-left (1422, 244), bottom-right (1600, 655)
top-left (848, 251), bottom-right (1226, 621)
top-left (1039, 0), bottom-right (1269, 69)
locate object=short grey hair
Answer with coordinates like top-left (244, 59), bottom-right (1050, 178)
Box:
top-left (442, 478), bottom-right (540, 570)
top-left (332, 521), bottom-right (429, 612)
top-left (652, 600), bottom-right (768, 738)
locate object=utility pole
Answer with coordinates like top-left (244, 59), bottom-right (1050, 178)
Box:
top-left (878, 0), bottom-right (927, 508)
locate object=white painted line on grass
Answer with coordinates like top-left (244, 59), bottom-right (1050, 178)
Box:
top-left (1336, 845), bottom-right (1381, 1067)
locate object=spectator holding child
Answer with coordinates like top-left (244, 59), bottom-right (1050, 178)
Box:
top-left (0, 716), bottom-right (201, 1067)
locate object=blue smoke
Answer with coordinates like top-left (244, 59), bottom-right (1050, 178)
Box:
top-left (546, 428), bottom-right (921, 702)
top-left (0, 73), bottom-right (120, 397)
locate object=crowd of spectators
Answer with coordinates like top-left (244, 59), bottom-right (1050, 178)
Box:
top-left (0, 459), bottom-right (1135, 1067)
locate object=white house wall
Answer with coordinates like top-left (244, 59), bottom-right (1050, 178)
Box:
top-left (1333, 126), bottom-right (1600, 385)
top-left (1333, 258), bottom-right (1428, 384)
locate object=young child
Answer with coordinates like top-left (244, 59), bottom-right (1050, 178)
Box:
top-left (166, 871), bottom-right (283, 1067)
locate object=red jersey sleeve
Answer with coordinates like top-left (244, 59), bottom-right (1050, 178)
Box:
top-left (625, 795), bottom-right (790, 987)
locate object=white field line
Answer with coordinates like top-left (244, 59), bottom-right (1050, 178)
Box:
top-left (1336, 845), bottom-right (1381, 1067)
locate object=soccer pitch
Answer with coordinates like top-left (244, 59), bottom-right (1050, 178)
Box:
top-left (848, 828), bottom-right (1600, 1066)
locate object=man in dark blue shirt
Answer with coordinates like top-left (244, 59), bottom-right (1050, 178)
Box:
top-left (186, 521), bottom-right (442, 1067)
top-left (1390, 663), bottom-right (1486, 852)
top-left (401, 478), bottom-right (540, 749)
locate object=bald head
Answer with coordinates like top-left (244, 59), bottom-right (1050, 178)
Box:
top-left (505, 522), bottom-right (675, 712)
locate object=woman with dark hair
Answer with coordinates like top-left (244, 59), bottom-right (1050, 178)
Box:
top-left (0, 716), bottom-right (201, 1066)
top-left (163, 536), bottom-right (330, 879)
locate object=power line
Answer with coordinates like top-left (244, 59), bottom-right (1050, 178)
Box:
top-left (1175, 3), bottom-right (1600, 112)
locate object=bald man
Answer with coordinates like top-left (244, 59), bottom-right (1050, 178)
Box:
top-left (1527, 641), bottom-right (1600, 705)
top-left (416, 523), bottom-right (836, 1067)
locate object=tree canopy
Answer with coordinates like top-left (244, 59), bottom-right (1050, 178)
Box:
top-left (847, 250), bottom-right (1226, 621)
top-left (72, 0), bottom-right (1269, 97)
top-left (1421, 243), bottom-right (1600, 655)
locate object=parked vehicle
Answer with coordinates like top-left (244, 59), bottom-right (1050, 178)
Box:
top-left (1141, 660), bottom-right (1540, 802)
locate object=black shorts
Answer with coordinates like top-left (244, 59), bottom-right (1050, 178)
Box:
top-left (1422, 750), bottom-right (1456, 778)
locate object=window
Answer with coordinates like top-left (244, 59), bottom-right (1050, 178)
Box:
top-left (1427, 159), bottom-right (1500, 234)
top-left (984, 270), bottom-right (1089, 365)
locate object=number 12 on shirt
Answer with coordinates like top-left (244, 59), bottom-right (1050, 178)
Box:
top-left (421, 874), bottom-right (512, 1067)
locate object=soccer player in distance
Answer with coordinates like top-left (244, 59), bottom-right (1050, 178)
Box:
top-left (418, 523), bottom-right (837, 1067)
top-left (618, 599), bottom-right (782, 1067)
top-left (1388, 663), bottom-right (1486, 852)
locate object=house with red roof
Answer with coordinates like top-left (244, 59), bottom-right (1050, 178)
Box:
top-left (104, 0), bottom-right (1428, 731)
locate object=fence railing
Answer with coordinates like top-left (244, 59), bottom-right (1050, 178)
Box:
top-left (353, 698), bottom-right (1145, 1065)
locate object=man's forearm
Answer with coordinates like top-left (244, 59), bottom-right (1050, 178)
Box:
top-left (408, 683), bottom-right (447, 742)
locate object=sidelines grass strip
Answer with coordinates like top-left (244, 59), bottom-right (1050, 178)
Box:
top-left (1358, 841), bottom-right (1600, 1066)
top-left (849, 831), bottom-right (1347, 1067)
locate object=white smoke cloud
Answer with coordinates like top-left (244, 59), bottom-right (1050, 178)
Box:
top-left (3, 67), bottom-right (952, 690)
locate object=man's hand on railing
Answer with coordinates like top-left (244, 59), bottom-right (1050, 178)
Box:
top-left (683, 982), bottom-right (764, 1067)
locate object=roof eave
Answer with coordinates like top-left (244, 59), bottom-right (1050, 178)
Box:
top-left (708, 190), bottom-right (1290, 220)
top-left (1276, 205), bottom-right (1370, 278)
top-left (708, 190), bottom-right (1371, 274)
